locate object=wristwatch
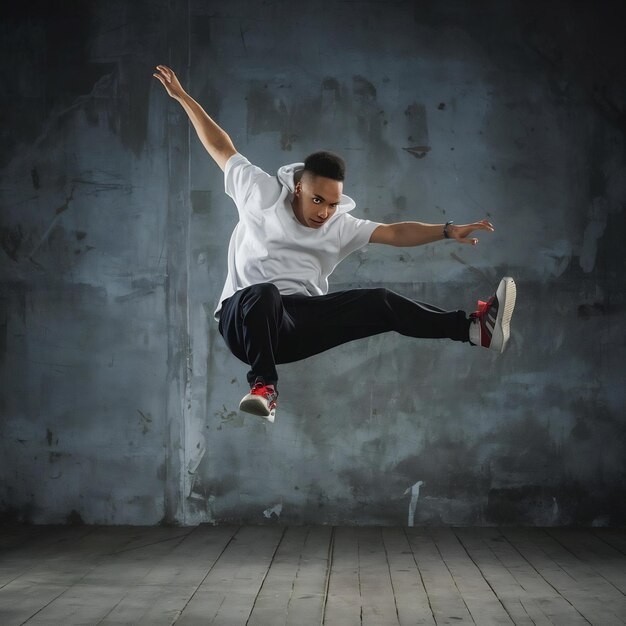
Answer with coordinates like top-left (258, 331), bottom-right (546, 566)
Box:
top-left (443, 220), bottom-right (454, 239)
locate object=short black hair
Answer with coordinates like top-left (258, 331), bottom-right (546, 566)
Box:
top-left (303, 150), bottom-right (345, 182)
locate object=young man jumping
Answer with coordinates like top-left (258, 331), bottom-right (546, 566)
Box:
top-left (154, 65), bottom-right (517, 424)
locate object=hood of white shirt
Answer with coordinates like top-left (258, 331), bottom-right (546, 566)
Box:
top-left (277, 162), bottom-right (357, 213)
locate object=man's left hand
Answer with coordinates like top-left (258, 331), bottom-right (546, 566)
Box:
top-left (448, 219), bottom-right (494, 245)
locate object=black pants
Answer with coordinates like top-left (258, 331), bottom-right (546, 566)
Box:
top-left (218, 283), bottom-right (472, 390)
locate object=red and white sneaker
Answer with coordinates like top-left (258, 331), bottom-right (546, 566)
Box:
top-left (469, 277), bottom-right (516, 353)
top-left (239, 377), bottom-right (278, 423)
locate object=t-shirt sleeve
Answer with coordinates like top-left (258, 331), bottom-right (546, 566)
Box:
top-left (224, 152), bottom-right (272, 215)
top-left (338, 213), bottom-right (382, 260)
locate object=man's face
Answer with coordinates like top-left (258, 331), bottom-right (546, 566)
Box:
top-left (293, 173), bottom-right (342, 228)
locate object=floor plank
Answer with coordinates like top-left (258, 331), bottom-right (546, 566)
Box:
top-left (356, 527), bottom-right (400, 626)
top-left (428, 527), bottom-right (514, 624)
top-left (593, 528), bottom-right (626, 557)
top-left (381, 527), bottom-right (435, 625)
top-left (99, 524), bottom-right (238, 625)
top-left (404, 527), bottom-right (475, 624)
top-left (285, 526), bottom-right (332, 626)
top-left (0, 525), bottom-right (95, 587)
top-left (1, 526), bottom-right (149, 625)
top-left (20, 527), bottom-right (195, 626)
top-left (501, 527), bottom-right (625, 625)
top-left (546, 528), bottom-right (626, 595)
top-left (0, 525), bottom-right (47, 553)
top-left (175, 525), bottom-right (285, 625)
top-left (453, 527), bottom-right (551, 625)
top-left (0, 525), bottom-right (623, 626)
top-left (247, 526), bottom-right (320, 626)
top-left (323, 526), bottom-right (362, 625)
top-left (470, 527), bottom-right (592, 625)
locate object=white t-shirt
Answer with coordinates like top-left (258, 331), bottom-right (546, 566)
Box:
top-left (213, 152), bottom-right (381, 321)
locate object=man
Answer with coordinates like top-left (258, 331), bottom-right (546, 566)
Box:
top-left (154, 65), bottom-right (516, 424)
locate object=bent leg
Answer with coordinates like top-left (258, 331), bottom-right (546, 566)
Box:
top-left (218, 283), bottom-right (284, 387)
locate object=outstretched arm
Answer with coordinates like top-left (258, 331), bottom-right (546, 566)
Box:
top-left (370, 219), bottom-right (495, 246)
top-left (153, 65), bottom-right (236, 171)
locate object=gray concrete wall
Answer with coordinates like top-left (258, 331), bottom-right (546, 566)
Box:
top-left (1, 0), bottom-right (624, 526)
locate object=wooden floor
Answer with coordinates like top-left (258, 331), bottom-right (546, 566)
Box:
top-left (1, 525), bottom-right (625, 625)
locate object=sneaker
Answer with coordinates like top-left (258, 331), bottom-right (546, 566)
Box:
top-left (239, 377), bottom-right (278, 423)
top-left (469, 277), bottom-right (516, 353)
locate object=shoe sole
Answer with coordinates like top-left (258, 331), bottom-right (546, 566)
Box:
top-left (239, 395), bottom-right (276, 423)
top-left (491, 277), bottom-right (516, 353)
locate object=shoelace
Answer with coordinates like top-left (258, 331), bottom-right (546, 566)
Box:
top-left (251, 382), bottom-right (278, 408)
top-left (473, 295), bottom-right (495, 318)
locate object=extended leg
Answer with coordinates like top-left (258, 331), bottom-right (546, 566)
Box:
top-left (274, 287), bottom-right (471, 364)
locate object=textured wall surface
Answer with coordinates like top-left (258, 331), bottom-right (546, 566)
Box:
top-left (1, 0), bottom-right (624, 526)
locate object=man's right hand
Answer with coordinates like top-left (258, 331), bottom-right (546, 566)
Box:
top-left (153, 64), bottom-right (236, 172)
top-left (153, 65), bottom-right (186, 100)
